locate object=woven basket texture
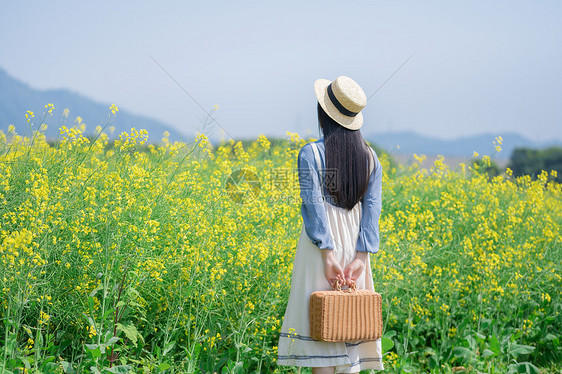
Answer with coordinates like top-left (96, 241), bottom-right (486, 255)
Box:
top-left (309, 289), bottom-right (383, 342)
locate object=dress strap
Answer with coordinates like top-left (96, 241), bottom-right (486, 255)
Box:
top-left (368, 147), bottom-right (375, 175)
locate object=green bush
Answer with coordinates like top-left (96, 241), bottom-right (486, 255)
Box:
top-left (509, 147), bottom-right (562, 183)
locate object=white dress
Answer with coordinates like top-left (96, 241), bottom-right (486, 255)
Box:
top-left (277, 142), bottom-right (384, 373)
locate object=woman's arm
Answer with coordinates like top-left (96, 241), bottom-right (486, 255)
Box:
top-left (298, 144), bottom-right (345, 285)
top-left (297, 144), bottom-right (335, 251)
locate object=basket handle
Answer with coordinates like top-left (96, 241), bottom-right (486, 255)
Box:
top-left (330, 278), bottom-right (358, 291)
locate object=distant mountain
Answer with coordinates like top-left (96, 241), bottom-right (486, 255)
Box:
top-left (366, 131), bottom-right (562, 159)
top-left (0, 68), bottom-right (185, 142)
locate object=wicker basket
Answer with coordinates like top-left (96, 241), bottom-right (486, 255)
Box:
top-left (309, 279), bottom-right (383, 342)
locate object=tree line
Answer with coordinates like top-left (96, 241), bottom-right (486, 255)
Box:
top-left (509, 147), bottom-right (562, 183)
top-left (474, 146), bottom-right (562, 183)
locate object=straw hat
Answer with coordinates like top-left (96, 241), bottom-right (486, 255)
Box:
top-left (314, 76), bottom-right (367, 130)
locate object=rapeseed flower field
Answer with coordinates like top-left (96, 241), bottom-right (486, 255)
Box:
top-left (0, 105), bottom-right (560, 373)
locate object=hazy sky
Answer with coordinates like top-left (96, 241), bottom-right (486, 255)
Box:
top-left (1, 1), bottom-right (561, 142)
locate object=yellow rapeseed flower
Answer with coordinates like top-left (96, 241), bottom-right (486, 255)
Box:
top-left (44, 103), bottom-right (54, 115)
top-left (25, 110), bottom-right (35, 122)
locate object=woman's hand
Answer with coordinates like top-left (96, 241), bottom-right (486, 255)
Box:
top-left (343, 252), bottom-right (368, 284)
top-left (321, 249), bottom-right (345, 287)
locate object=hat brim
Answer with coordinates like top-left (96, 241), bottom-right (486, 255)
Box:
top-left (314, 78), bottom-right (363, 130)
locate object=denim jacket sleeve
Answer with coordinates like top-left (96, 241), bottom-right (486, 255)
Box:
top-left (355, 148), bottom-right (383, 253)
top-left (298, 144), bottom-right (335, 250)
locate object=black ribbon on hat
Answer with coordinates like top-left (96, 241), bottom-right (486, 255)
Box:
top-left (327, 83), bottom-right (359, 117)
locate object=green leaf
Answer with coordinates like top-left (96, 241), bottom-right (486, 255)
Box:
top-left (383, 330), bottom-right (397, 339)
top-left (465, 335), bottom-right (477, 350)
top-left (104, 365), bottom-right (132, 373)
top-left (482, 349), bottom-right (495, 358)
top-left (490, 334), bottom-right (501, 355)
top-left (508, 362), bottom-right (539, 374)
top-left (60, 361), bottom-right (76, 374)
top-left (116, 323), bottom-right (142, 347)
top-left (234, 342), bottom-right (251, 353)
top-left (85, 345), bottom-right (102, 358)
top-left (156, 362), bottom-right (171, 372)
top-left (90, 283), bottom-right (103, 298)
top-left (224, 359), bottom-right (235, 370)
top-left (512, 329), bottom-right (523, 341)
top-left (44, 363), bottom-right (58, 371)
top-left (453, 346), bottom-right (472, 359)
top-left (401, 363), bottom-right (416, 373)
top-left (42, 356), bottom-right (56, 364)
top-left (103, 308), bottom-right (116, 319)
top-left (232, 361), bottom-right (244, 374)
top-left (21, 357), bottom-right (31, 369)
top-left (381, 337), bottom-right (394, 354)
top-left (106, 336), bottom-right (120, 345)
top-left (510, 344), bottom-right (535, 358)
top-left (163, 341), bottom-right (176, 357)
top-left (423, 347), bottom-right (436, 356)
top-left (192, 342), bottom-right (202, 359)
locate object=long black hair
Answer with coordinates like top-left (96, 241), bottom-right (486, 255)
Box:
top-left (317, 102), bottom-right (372, 211)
